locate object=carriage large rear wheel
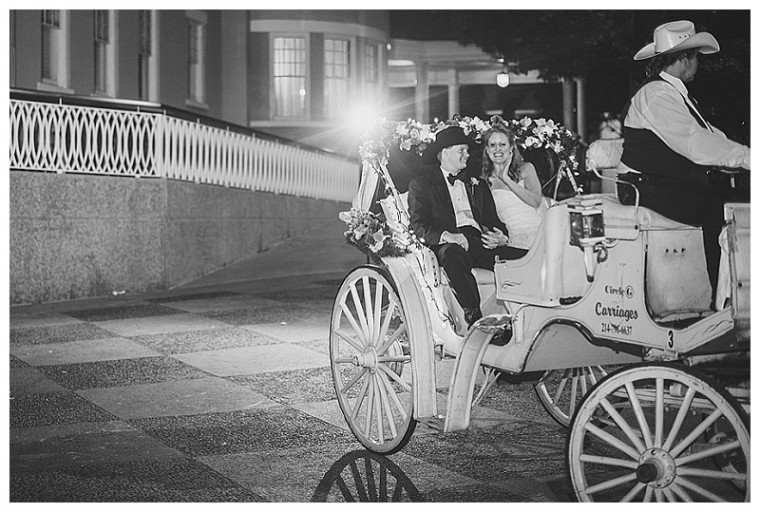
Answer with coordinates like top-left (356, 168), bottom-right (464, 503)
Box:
top-left (330, 266), bottom-right (416, 454)
top-left (567, 362), bottom-right (749, 502)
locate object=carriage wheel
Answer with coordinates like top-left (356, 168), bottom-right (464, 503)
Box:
top-left (535, 366), bottom-right (611, 427)
top-left (330, 266), bottom-right (416, 454)
top-left (567, 362), bottom-right (750, 502)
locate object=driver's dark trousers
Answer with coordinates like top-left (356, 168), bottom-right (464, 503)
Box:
top-left (617, 172), bottom-right (724, 307)
top-left (431, 226), bottom-right (527, 310)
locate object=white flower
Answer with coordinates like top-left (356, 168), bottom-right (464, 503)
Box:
top-left (470, 177), bottom-right (479, 186)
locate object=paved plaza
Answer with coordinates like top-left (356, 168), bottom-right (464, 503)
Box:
top-left (9, 219), bottom-right (575, 502)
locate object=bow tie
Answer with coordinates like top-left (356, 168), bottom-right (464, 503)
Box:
top-left (446, 172), bottom-right (468, 186)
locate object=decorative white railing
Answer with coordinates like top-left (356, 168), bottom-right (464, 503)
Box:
top-left (9, 98), bottom-right (359, 202)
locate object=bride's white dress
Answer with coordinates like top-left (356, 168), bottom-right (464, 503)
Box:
top-left (491, 180), bottom-right (543, 250)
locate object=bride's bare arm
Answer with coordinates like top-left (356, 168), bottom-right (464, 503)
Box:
top-left (497, 162), bottom-right (543, 208)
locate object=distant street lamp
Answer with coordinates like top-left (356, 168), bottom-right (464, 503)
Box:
top-left (496, 70), bottom-right (510, 88)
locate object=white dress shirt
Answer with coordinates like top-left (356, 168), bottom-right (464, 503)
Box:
top-left (621, 71), bottom-right (750, 172)
top-left (442, 168), bottom-right (480, 232)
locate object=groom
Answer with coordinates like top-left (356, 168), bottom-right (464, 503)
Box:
top-left (408, 126), bottom-right (527, 328)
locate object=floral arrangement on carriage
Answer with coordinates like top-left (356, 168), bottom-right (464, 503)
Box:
top-left (340, 114), bottom-right (582, 260)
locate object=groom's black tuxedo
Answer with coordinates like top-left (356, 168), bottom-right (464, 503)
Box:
top-left (408, 168), bottom-right (526, 312)
top-left (408, 169), bottom-right (507, 245)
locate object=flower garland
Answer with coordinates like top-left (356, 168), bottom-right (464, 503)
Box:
top-left (358, 114), bottom-right (581, 172)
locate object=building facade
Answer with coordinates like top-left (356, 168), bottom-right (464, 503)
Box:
top-left (9, 9), bottom-right (583, 155)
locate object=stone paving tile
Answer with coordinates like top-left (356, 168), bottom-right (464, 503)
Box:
top-left (10, 458), bottom-right (266, 502)
top-left (197, 444), bottom-right (387, 502)
top-left (227, 367), bottom-right (336, 405)
top-left (401, 420), bottom-right (569, 485)
top-left (152, 294), bottom-right (284, 313)
top-left (78, 377), bottom-right (278, 419)
top-left (11, 419), bottom-right (137, 444)
top-left (201, 305), bottom-right (327, 325)
top-left (92, 313), bottom-right (231, 337)
top-left (63, 303), bottom-right (185, 322)
top-left (36, 356), bottom-right (212, 390)
top-left (130, 406), bottom-right (356, 457)
top-left (252, 284), bottom-right (340, 303)
top-left (11, 427), bottom-right (185, 472)
top-left (131, 326), bottom-right (278, 355)
top-left (146, 290), bottom-right (243, 303)
top-left (9, 311), bottom-right (84, 329)
top-left (10, 337), bottom-right (161, 367)
top-left (10, 323), bottom-right (120, 345)
top-left (173, 343), bottom-right (328, 377)
top-left (479, 380), bottom-right (560, 426)
top-left (241, 321), bottom-right (329, 343)
top-left (10, 367), bottom-right (69, 396)
top-left (10, 392), bottom-right (117, 428)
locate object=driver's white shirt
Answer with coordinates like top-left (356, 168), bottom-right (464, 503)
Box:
top-left (620, 71), bottom-right (750, 173)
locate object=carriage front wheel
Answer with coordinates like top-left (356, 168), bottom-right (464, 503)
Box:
top-left (329, 266), bottom-right (416, 454)
top-left (567, 362), bottom-right (749, 502)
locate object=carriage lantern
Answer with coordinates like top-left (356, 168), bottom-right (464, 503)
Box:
top-left (568, 202), bottom-right (605, 248)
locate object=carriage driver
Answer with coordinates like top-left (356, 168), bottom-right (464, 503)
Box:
top-left (617, 20), bottom-right (750, 310)
top-left (408, 126), bottom-right (527, 333)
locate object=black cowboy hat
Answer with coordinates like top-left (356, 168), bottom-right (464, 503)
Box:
top-left (421, 126), bottom-right (472, 165)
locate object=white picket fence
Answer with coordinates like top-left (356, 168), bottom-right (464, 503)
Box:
top-left (9, 99), bottom-right (359, 202)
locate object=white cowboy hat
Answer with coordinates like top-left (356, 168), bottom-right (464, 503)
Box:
top-left (634, 20), bottom-right (720, 61)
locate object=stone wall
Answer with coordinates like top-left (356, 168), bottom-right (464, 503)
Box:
top-left (9, 171), bottom-right (347, 305)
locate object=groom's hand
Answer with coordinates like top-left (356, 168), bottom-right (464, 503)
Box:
top-left (441, 231), bottom-right (469, 251)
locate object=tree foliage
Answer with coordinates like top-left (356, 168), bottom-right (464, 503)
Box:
top-left (391, 10), bottom-right (750, 140)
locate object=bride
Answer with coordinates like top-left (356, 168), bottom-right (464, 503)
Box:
top-left (481, 124), bottom-right (547, 250)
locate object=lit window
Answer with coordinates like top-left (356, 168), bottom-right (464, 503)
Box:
top-left (93, 10), bottom-right (110, 93)
top-left (324, 38), bottom-right (350, 117)
top-left (41, 10), bottom-right (60, 82)
top-left (138, 10), bottom-right (152, 101)
top-left (273, 36), bottom-right (307, 119)
top-left (187, 15), bottom-right (206, 104)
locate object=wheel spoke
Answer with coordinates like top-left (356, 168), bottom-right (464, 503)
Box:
top-left (676, 439), bottom-right (742, 466)
top-left (552, 371), bottom-right (570, 404)
top-left (579, 453), bottom-right (639, 469)
top-left (378, 363), bottom-right (412, 392)
top-left (662, 487), bottom-right (678, 502)
top-left (373, 377), bottom-right (385, 444)
top-left (586, 422), bottom-right (641, 460)
top-left (678, 466), bottom-right (746, 481)
top-left (349, 281), bottom-right (370, 342)
top-left (675, 476), bottom-right (727, 502)
top-left (670, 408), bottom-right (722, 458)
top-left (569, 369), bottom-right (579, 418)
top-left (620, 482), bottom-right (646, 502)
top-left (669, 481), bottom-right (693, 502)
top-left (654, 378), bottom-right (664, 447)
top-left (351, 372), bottom-right (371, 420)
top-left (376, 322), bottom-right (404, 357)
top-left (643, 485), bottom-right (654, 502)
top-left (372, 278), bottom-right (384, 345)
top-left (624, 382), bottom-right (653, 449)
top-left (375, 372), bottom-right (399, 438)
top-left (662, 386), bottom-right (697, 451)
top-left (378, 366), bottom-right (409, 420)
top-left (336, 326), bottom-right (366, 353)
top-left (365, 457), bottom-right (377, 501)
top-left (584, 471), bottom-right (638, 495)
top-left (338, 305), bottom-right (368, 348)
top-left (362, 276), bottom-right (375, 345)
top-left (363, 375), bottom-right (375, 437)
top-left (341, 367), bottom-right (368, 395)
top-left (599, 396), bottom-right (647, 453)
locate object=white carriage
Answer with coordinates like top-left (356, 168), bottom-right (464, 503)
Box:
top-left (330, 118), bottom-right (750, 502)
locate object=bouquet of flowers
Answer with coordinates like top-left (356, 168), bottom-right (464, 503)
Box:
top-left (338, 208), bottom-right (412, 259)
top-left (495, 115), bottom-right (581, 173)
